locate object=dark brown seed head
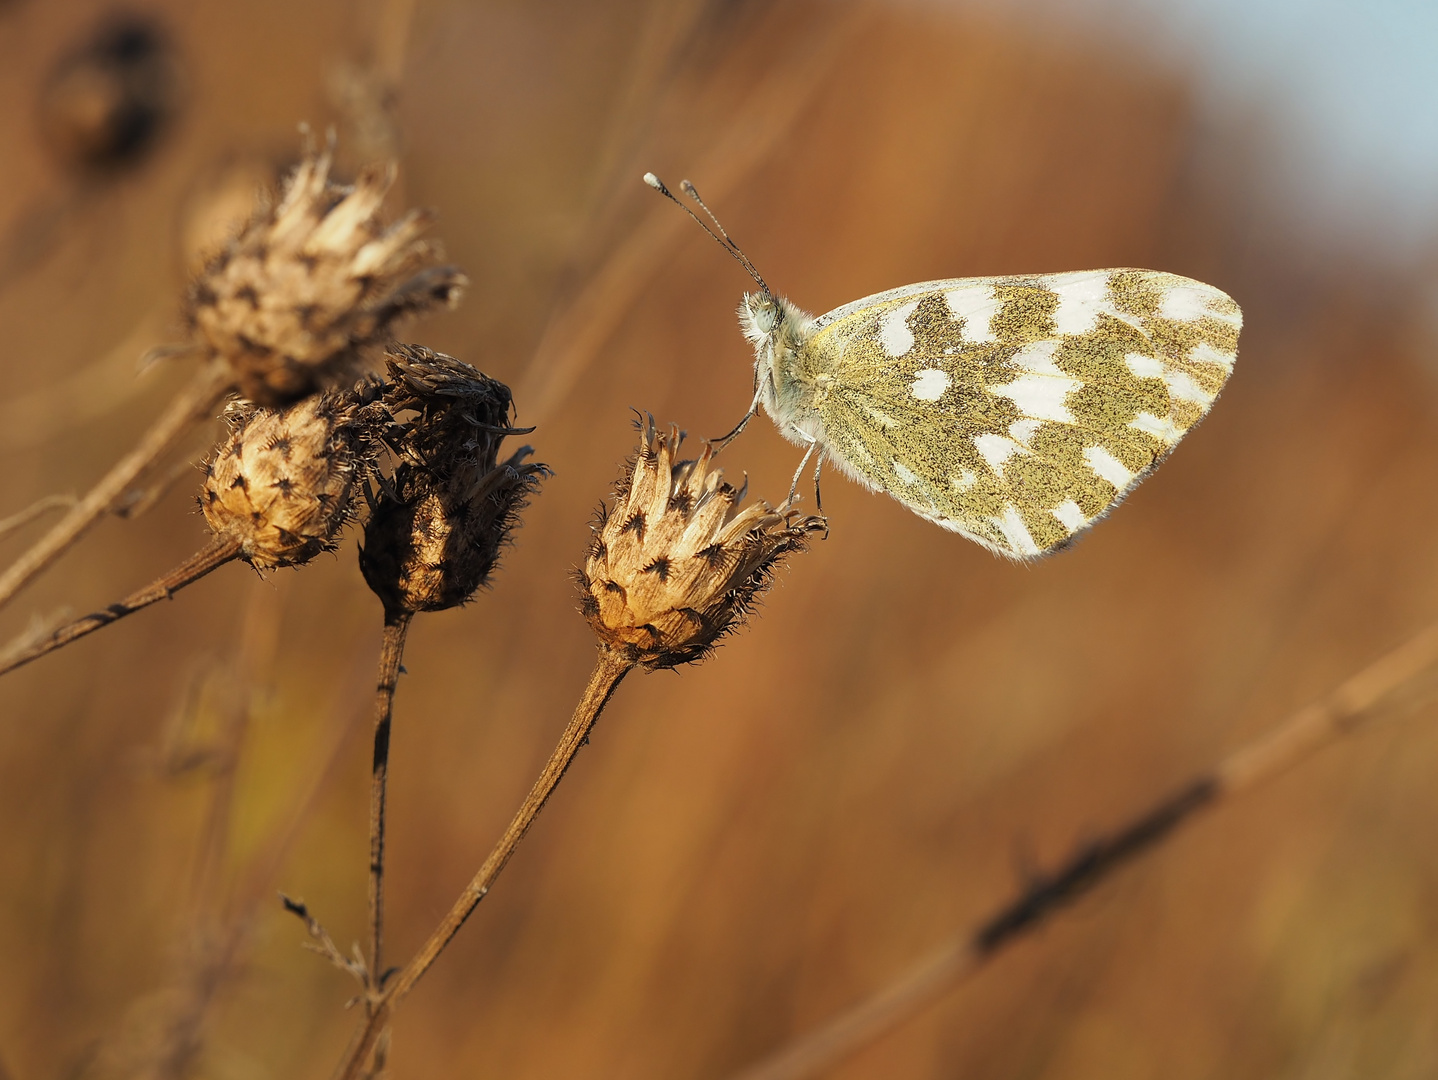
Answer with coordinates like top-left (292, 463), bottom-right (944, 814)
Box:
top-left (185, 147), bottom-right (467, 406)
top-left (201, 384), bottom-right (386, 569)
top-left (359, 345), bottom-right (547, 617)
top-left (37, 14), bottom-right (182, 174)
top-left (578, 417), bottom-right (825, 669)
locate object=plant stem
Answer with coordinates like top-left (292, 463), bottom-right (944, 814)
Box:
top-left (730, 621), bottom-right (1438, 1080)
top-left (0, 534), bottom-right (243, 677)
top-left (0, 494), bottom-right (76, 541)
top-left (368, 611), bottom-right (413, 1000)
top-left (335, 647), bottom-right (634, 1080)
top-left (0, 359), bottom-right (231, 615)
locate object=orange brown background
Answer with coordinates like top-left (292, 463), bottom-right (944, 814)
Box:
top-left (2, 1), bottom-right (1437, 1077)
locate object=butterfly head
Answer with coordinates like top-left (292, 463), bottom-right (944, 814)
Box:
top-left (738, 290), bottom-right (779, 345)
top-left (738, 290), bottom-right (811, 352)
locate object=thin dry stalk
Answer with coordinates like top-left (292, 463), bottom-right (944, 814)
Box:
top-left (283, 895), bottom-right (371, 993)
top-left (333, 648), bottom-right (634, 1080)
top-left (0, 304), bottom-right (169, 454)
top-left (517, 6), bottom-right (871, 422)
top-left (730, 622), bottom-right (1438, 1080)
top-left (237, 637), bottom-right (381, 915)
top-left (80, 605), bottom-right (371, 1077)
top-left (371, 0), bottom-right (420, 84)
top-left (355, 349), bottom-right (545, 1009)
top-left (0, 534), bottom-right (242, 678)
top-left (328, 422), bottom-right (812, 1076)
top-left (0, 493), bottom-right (76, 541)
top-left (113, 443), bottom-right (215, 522)
top-left (185, 582), bottom-right (285, 920)
top-left (329, 0), bottom-right (420, 166)
top-left (82, 580), bottom-right (282, 1077)
top-left (142, 584), bottom-right (282, 1079)
top-left (0, 358), bottom-right (230, 614)
top-left (1, 141), bottom-right (460, 614)
top-left (367, 612), bottom-right (413, 999)
top-left (2, 382), bottom-right (389, 678)
top-left (144, 633), bottom-right (376, 1076)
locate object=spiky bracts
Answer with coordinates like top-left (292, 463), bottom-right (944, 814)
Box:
top-left (202, 385), bottom-right (387, 570)
top-left (360, 345), bottom-right (547, 617)
top-left (186, 148), bottom-right (466, 406)
top-left (578, 417), bottom-right (825, 669)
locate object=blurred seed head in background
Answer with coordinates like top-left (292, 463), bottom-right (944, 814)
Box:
top-left (186, 149), bottom-right (467, 406)
top-left (36, 12), bottom-right (182, 176)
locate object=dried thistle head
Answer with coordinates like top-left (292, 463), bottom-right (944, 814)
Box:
top-left (578, 418), bottom-right (826, 669)
top-left (185, 145), bottom-right (467, 406)
top-left (201, 384), bottom-right (386, 570)
top-left (359, 345), bottom-right (547, 617)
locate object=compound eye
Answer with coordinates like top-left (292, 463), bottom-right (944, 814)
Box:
top-left (749, 297), bottom-right (776, 332)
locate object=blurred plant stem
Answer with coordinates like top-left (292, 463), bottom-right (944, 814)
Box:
top-left (0, 536), bottom-right (243, 678)
top-left (731, 621), bottom-right (1438, 1080)
top-left (118, 578), bottom-right (282, 1077)
top-left (0, 304), bottom-right (170, 454)
top-left (126, 596), bottom-right (376, 1076)
top-left (517, 5), bottom-right (870, 424)
top-left (0, 358), bottom-right (231, 615)
top-left (0, 494), bottom-right (76, 541)
top-left (335, 647), bottom-right (634, 1079)
top-left (367, 612), bottom-right (412, 999)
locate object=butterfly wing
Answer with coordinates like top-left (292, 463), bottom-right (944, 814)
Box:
top-left (801, 269), bottom-right (1241, 559)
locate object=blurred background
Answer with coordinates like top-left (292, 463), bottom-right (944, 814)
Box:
top-left (3, 0), bottom-right (1438, 1076)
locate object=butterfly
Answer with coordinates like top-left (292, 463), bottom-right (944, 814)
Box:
top-left (644, 174), bottom-right (1241, 561)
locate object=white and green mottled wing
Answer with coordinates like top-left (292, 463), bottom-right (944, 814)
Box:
top-left (800, 269), bottom-right (1240, 559)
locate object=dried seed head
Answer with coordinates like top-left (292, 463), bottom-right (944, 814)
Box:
top-left (185, 146), bottom-right (467, 406)
top-left (37, 14), bottom-right (181, 174)
top-left (359, 345), bottom-right (547, 617)
top-left (578, 417), bottom-right (826, 669)
top-left (201, 385), bottom-right (385, 570)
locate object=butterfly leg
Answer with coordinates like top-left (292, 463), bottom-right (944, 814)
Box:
top-left (712, 381), bottom-right (763, 449)
top-left (812, 455), bottom-right (829, 539)
top-left (786, 436), bottom-right (818, 507)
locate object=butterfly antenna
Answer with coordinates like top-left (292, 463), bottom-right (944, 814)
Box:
top-left (678, 180), bottom-right (770, 296)
top-left (643, 172), bottom-right (770, 296)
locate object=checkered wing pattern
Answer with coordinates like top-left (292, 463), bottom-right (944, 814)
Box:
top-left (795, 269), bottom-right (1240, 559)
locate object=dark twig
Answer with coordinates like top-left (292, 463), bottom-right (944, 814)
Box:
top-left (0, 535), bottom-right (243, 678)
top-left (368, 612), bottom-right (413, 999)
top-left (333, 648), bottom-right (634, 1079)
top-left (731, 621), bottom-right (1438, 1080)
top-left (281, 895), bottom-right (371, 1002)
